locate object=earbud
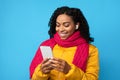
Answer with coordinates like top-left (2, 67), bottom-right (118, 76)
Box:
top-left (75, 25), bottom-right (79, 30)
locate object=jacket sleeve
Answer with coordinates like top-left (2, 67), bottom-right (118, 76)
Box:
top-left (30, 47), bottom-right (43, 79)
top-left (31, 64), bottom-right (50, 80)
top-left (65, 47), bottom-right (99, 80)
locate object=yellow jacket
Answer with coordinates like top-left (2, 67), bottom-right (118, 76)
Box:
top-left (31, 44), bottom-right (99, 80)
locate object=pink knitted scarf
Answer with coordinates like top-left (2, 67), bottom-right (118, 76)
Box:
top-left (30, 31), bottom-right (89, 78)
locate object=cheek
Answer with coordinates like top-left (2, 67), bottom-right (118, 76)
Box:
top-left (55, 27), bottom-right (58, 31)
top-left (68, 27), bottom-right (76, 33)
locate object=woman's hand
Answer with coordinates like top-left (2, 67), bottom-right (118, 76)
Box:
top-left (50, 58), bottom-right (71, 74)
top-left (40, 58), bottom-right (53, 74)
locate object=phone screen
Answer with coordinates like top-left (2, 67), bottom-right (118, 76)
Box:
top-left (40, 46), bottom-right (53, 59)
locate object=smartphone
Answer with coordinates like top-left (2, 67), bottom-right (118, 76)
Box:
top-left (40, 46), bottom-right (53, 59)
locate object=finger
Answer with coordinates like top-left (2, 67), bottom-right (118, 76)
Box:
top-left (42, 66), bottom-right (53, 71)
top-left (41, 60), bottom-right (52, 70)
top-left (51, 61), bottom-right (63, 70)
top-left (52, 63), bottom-right (64, 72)
top-left (52, 59), bottom-right (67, 72)
top-left (42, 69), bottom-right (51, 74)
top-left (51, 58), bottom-right (71, 74)
top-left (41, 64), bottom-right (53, 74)
top-left (42, 58), bottom-right (50, 64)
top-left (51, 57), bottom-right (62, 62)
top-left (51, 58), bottom-right (63, 64)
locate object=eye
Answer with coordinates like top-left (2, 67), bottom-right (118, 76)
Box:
top-left (63, 22), bottom-right (70, 27)
top-left (56, 23), bottom-right (60, 27)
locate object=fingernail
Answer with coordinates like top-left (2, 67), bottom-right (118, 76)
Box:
top-left (49, 59), bottom-right (52, 62)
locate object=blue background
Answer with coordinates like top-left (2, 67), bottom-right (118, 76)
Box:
top-left (0, 0), bottom-right (120, 80)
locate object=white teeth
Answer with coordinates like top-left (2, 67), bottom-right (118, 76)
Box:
top-left (59, 33), bottom-right (66, 37)
top-left (58, 33), bottom-right (68, 39)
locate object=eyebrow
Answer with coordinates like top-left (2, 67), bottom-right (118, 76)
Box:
top-left (56, 22), bottom-right (70, 24)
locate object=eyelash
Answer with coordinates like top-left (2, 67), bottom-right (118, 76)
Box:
top-left (64, 24), bottom-right (69, 27)
top-left (56, 24), bottom-right (60, 27)
top-left (56, 23), bottom-right (69, 27)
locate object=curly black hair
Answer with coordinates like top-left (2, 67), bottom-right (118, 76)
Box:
top-left (48, 6), bottom-right (94, 43)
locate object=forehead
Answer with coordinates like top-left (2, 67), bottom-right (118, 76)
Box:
top-left (56, 14), bottom-right (73, 23)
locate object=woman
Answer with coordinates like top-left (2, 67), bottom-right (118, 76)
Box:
top-left (30, 6), bottom-right (99, 80)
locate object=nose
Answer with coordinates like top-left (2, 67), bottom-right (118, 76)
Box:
top-left (59, 26), bottom-right (65, 31)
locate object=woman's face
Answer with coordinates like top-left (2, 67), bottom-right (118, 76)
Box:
top-left (56, 14), bottom-right (77, 40)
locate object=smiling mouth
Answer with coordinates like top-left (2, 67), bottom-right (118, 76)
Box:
top-left (59, 33), bottom-right (67, 36)
top-left (58, 33), bottom-right (68, 39)
top-left (60, 33), bottom-right (66, 36)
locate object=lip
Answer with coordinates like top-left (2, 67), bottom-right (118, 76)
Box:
top-left (60, 33), bottom-right (66, 36)
top-left (58, 33), bottom-right (68, 38)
